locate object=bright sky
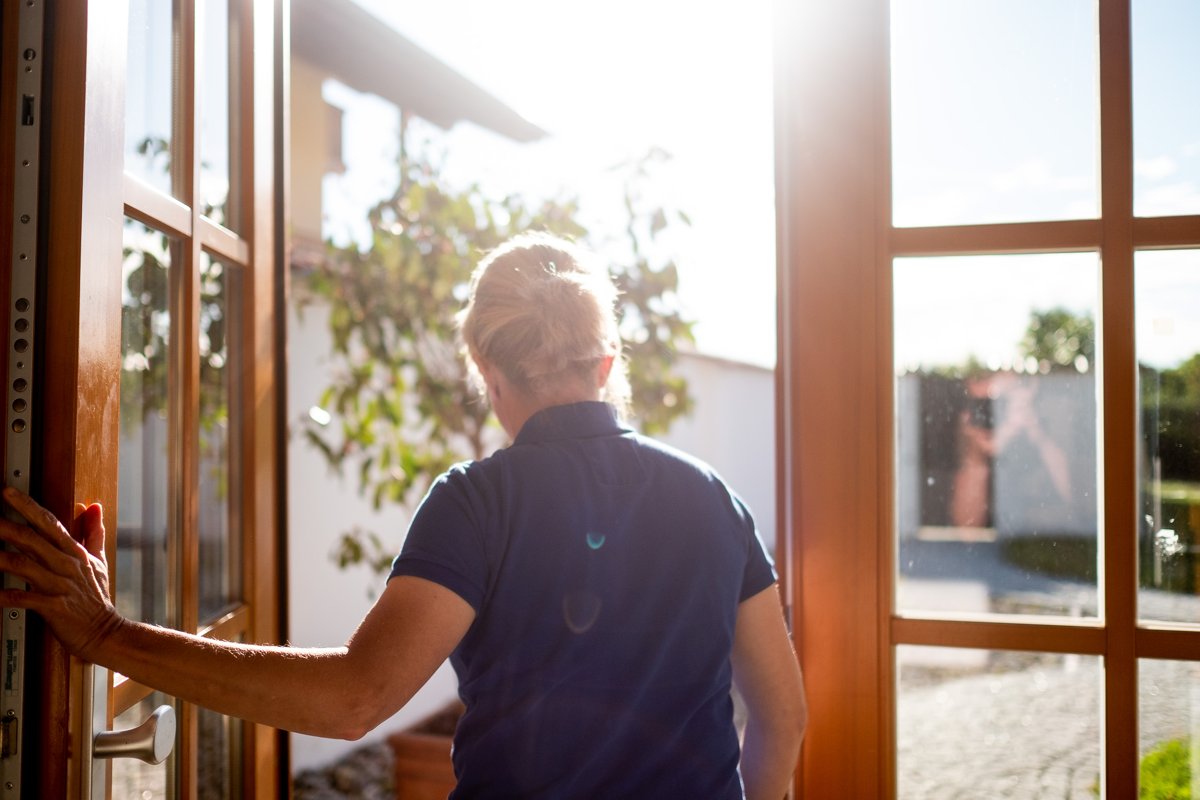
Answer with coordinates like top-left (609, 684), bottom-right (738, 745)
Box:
top-left (890, 0), bottom-right (1200, 371)
top-left (326, 0), bottom-right (1200, 373)
top-left (341, 0), bottom-right (779, 367)
top-left (894, 250), bottom-right (1200, 374)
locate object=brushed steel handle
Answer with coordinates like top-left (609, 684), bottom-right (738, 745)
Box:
top-left (93, 705), bottom-right (176, 764)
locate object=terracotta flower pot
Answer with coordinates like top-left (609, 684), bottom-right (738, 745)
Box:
top-left (387, 701), bottom-right (463, 800)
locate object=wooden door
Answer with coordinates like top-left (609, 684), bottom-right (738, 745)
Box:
top-left (777, 0), bottom-right (1200, 796)
top-left (1, 0), bottom-right (284, 796)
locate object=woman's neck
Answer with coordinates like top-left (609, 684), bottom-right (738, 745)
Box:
top-left (494, 376), bottom-right (601, 440)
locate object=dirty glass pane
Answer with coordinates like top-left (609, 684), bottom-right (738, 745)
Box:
top-left (890, 0), bottom-right (1098, 227)
top-left (125, 0), bottom-right (176, 195)
top-left (197, 706), bottom-right (243, 799)
top-left (111, 692), bottom-right (178, 799)
top-left (894, 254), bottom-right (1099, 617)
top-left (198, 253), bottom-right (242, 623)
top-left (896, 646), bottom-right (1100, 798)
top-left (200, 0), bottom-right (238, 229)
top-left (1137, 250), bottom-right (1200, 623)
top-left (1140, 659), bottom-right (1200, 796)
top-left (1132, 1), bottom-right (1200, 217)
top-left (118, 218), bottom-right (179, 627)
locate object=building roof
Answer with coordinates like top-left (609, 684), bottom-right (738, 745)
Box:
top-left (292, 0), bottom-right (546, 143)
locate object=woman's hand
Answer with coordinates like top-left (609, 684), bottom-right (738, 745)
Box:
top-left (0, 487), bottom-right (124, 662)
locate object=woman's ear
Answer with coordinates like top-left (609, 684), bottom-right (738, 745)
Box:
top-left (596, 354), bottom-right (615, 388)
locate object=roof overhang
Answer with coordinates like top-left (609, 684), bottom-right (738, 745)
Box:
top-left (292, 0), bottom-right (547, 143)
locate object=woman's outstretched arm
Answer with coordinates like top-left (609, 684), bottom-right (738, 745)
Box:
top-left (0, 487), bottom-right (474, 740)
top-left (732, 583), bottom-right (807, 800)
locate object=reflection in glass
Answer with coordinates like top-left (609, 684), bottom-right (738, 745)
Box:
top-left (111, 693), bottom-right (177, 799)
top-left (118, 219), bottom-right (177, 627)
top-left (198, 706), bottom-right (243, 800)
top-left (198, 254), bottom-right (242, 623)
top-left (894, 255), bottom-right (1099, 617)
top-left (890, 0), bottom-right (1098, 227)
top-left (201, 0), bottom-right (235, 228)
top-left (1132, 1), bottom-right (1200, 217)
top-left (1140, 659), bottom-right (1200, 796)
top-left (1137, 251), bottom-right (1200, 623)
top-left (896, 646), bottom-right (1100, 798)
top-left (125, 0), bottom-right (175, 195)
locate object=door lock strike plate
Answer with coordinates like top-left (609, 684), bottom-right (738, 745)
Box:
top-left (0, 717), bottom-right (17, 758)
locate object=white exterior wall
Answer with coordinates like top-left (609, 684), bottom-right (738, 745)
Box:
top-left (287, 306), bottom-right (777, 771)
top-left (655, 352), bottom-right (777, 554)
top-left (286, 300), bottom-right (458, 771)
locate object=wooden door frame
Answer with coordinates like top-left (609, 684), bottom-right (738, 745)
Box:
top-left (26, 0), bottom-right (286, 796)
top-left (38, 0), bottom-right (127, 793)
top-left (775, 0), bottom-right (890, 795)
top-left (244, 0), bottom-right (288, 794)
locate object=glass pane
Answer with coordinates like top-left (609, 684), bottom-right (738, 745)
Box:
top-left (198, 253), bottom-right (242, 622)
top-left (200, 0), bottom-right (237, 229)
top-left (890, 0), bottom-right (1098, 227)
top-left (1141, 659), bottom-right (1200, 797)
top-left (895, 255), bottom-right (1099, 617)
top-left (118, 219), bottom-right (178, 627)
top-left (111, 692), bottom-right (178, 800)
top-left (1137, 251), bottom-right (1200, 623)
top-left (1132, 1), bottom-right (1200, 217)
top-left (125, 0), bottom-right (176, 195)
top-left (896, 646), bottom-right (1100, 798)
top-left (197, 706), bottom-right (243, 800)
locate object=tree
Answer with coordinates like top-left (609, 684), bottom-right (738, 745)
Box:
top-left (300, 147), bottom-right (695, 574)
top-left (1156, 352), bottom-right (1200, 406)
top-left (1143, 352), bottom-right (1200, 490)
top-left (1019, 307), bottom-right (1094, 372)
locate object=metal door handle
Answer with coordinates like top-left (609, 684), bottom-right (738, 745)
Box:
top-left (93, 705), bottom-right (176, 764)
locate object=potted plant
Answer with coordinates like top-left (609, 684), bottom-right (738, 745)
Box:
top-left (387, 700), bottom-right (464, 800)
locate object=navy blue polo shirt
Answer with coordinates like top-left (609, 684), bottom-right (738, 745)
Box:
top-left (390, 401), bottom-right (776, 799)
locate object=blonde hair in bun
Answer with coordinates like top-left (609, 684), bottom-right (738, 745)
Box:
top-left (459, 233), bottom-right (631, 416)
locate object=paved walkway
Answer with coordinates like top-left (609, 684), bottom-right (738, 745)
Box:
top-left (898, 655), bottom-right (1199, 799)
top-left (896, 538), bottom-right (1200, 799)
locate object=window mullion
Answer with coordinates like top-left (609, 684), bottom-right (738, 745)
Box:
top-left (1098, 0), bottom-right (1138, 797)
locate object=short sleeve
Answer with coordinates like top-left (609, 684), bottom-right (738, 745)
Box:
top-left (389, 465), bottom-right (489, 612)
top-left (734, 495), bottom-right (777, 602)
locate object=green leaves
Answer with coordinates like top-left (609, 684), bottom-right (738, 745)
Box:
top-left (1020, 307), bottom-right (1095, 371)
top-left (304, 146), bottom-right (693, 575)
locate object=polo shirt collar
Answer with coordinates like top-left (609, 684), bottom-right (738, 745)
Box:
top-left (514, 401), bottom-right (629, 445)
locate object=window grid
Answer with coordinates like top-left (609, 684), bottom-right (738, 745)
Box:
top-left (874, 1), bottom-right (1200, 796)
top-left (115, 0), bottom-right (260, 796)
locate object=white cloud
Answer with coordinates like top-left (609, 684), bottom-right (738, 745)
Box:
top-left (1138, 181), bottom-right (1200, 216)
top-left (893, 187), bottom-right (975, 228)
top-left (1134, 155), bottom-right (1179, 180)
top-left (988, 159), bottom-right (1092, 193)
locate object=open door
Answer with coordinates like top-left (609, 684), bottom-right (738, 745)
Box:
top-left (1, 0), bottom-right (284, 796)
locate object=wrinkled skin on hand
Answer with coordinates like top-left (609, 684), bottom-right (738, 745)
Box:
top-left (0, 488), bottom-right (124, 662)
